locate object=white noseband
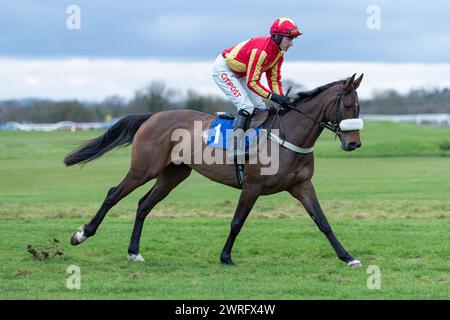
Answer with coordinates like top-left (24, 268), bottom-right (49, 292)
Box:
top-left (339, 119), bottom-right (364, 131)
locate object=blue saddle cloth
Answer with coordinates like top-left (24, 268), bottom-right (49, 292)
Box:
top-left (205, 117), bottom-right (262, 150)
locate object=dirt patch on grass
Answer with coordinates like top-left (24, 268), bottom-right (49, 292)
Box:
top-left (14, 269), bottom-right (32, 277)
top-left (438, 275), bottom-right (450, 284)
top-left (26, 238), bottom-right (63, 260)
top-left (352, 212), bottom-right (370, 219)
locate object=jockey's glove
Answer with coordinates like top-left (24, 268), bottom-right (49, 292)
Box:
top-left (270, 93), bottom-right (292, 108)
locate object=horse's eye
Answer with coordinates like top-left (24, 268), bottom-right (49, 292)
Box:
top-left (344, 104), bottom-right (353, 109)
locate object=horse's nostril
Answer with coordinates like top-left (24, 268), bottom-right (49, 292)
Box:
top-left (348, 142), bottom-right (361, 149)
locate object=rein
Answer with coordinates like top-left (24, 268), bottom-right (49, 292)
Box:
top-left (285, 89), bottom-right (344, 136)
top-left (266, 88), bottom-right (345, 154)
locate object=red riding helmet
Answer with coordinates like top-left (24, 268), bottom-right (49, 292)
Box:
top-left (270, 17), bottom-right (302, 37)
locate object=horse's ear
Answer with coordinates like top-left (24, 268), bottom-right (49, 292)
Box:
top-left (343, 73), bottom-right (356, 91)
top-left (352, 73), bottom-right (364, 90)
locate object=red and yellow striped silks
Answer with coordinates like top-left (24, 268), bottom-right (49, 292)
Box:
top-left (222, 36), bottom-right (284, 98)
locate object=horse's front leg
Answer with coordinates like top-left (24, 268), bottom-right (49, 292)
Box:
top-left (289, 180), bottom-right (362, 267)
top-left (220, 184), bottom-right (262, 265)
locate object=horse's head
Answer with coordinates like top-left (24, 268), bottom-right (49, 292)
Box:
top-left (329, 74), bottom-right (364, 152)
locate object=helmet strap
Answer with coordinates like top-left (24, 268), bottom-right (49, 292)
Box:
top-left (271, 35), bottom-right (283, 46)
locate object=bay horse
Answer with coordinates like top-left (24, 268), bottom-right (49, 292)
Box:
top-left (65, 73), bottom-right (364, 267)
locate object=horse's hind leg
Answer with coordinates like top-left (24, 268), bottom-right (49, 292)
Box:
top-left (127, 163), bottom-right (192, 261)
top-left (70, 169), bottom-right (152, 246)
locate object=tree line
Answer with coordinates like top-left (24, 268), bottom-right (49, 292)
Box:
top-left (0, 82), bottom-right (449, 123)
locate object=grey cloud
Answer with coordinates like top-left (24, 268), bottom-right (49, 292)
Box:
top-left (0, 0), bottom-right (449, 62)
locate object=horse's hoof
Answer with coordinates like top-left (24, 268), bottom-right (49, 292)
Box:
top-left (70, 226), bottom-right (87, 246)
top-left (221, 258), bottom-right (235, 266)
top-left (347, 259), bottom-right (363, 268)
top-left (128, 253), bottom-right (145, 262)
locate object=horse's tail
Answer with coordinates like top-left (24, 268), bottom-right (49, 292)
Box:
top-left (64, 113), bottom-right (153, 166)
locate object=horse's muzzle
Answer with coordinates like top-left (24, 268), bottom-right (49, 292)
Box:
top-left (338, 119), bottom-right (363, 152)
top-left (342, 141), bottom-right (362, 152)
top-left (339, 130), bottom-right (362, 152)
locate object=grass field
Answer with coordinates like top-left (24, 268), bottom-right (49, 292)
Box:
top-left (0, 121), bottom-right (449, 299)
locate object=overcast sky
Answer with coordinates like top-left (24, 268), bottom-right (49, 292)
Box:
top-left (1, 0), bottom-right (449, 101)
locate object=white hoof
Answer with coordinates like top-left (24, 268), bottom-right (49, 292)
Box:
top-left (71, 225), bottom-right (87, 245)
top-left (347, 259), bottom-right (362, 267)
top-left (128, 253), bottom-right (145, 262)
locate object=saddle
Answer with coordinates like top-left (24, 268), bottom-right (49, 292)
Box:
top-left (214, 109), bottom-right (270, 188)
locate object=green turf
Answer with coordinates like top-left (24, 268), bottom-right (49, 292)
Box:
top-left (0, 121), bottom-right (449, 299)
top-left (0, 218), bottom-right (449, 299)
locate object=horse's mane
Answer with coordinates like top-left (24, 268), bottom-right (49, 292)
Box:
top-left (292, 79), bottom-right (346, 104)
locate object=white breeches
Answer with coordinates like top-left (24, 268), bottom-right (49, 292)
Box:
top-left (212, 55), bottom-right (266, 114)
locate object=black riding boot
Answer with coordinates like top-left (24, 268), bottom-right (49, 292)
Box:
top-left (232, 109), bottom-right (252, 186)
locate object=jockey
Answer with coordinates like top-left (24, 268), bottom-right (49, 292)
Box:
top-left (212, 17), bottom-right (302, 134)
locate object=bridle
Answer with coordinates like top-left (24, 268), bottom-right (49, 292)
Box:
top-left (266, 84), bottom-right (363, 154)
top-left (268, 86), bottom-right (347, 139)
top-left (285, 86), bottom-right (348, 136)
